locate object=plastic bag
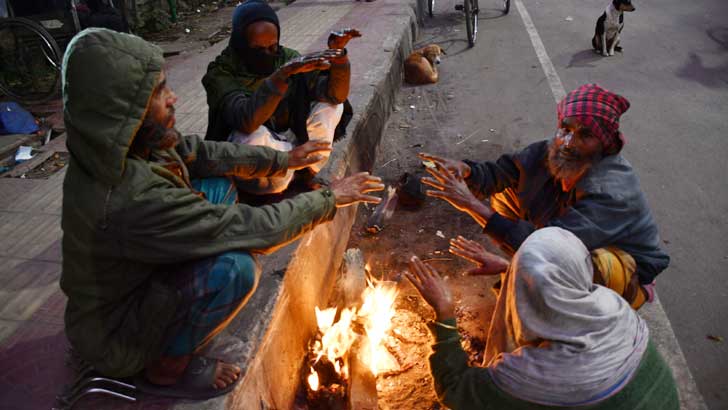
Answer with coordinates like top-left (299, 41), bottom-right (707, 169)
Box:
top-left (0, 102), bottom-right (39, 135)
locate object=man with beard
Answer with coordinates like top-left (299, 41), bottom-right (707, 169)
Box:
top-left (202, 0), bottom-right (358, 193)
top-left (61, 28), bottom-right (383, 399)
top-left (419, 84), bottom-right (668, 309)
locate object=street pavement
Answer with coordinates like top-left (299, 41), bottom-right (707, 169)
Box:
top-left (415, 0), bottom-right (726, 407)
top-left (0, 0), bottom-right (724, 408)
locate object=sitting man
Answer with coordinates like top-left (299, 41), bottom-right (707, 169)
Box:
top-left (421, 84), bottom-right (669, 309)
top-left (203, 0), bottom-right (359, 193)
top-left (60, 28), bottom-right (383, 399)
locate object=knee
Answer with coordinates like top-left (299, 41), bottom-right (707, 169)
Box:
top-left (212, 251), bottom-right (260, 295)
top-left (309, 102), bottom-right (344, 123)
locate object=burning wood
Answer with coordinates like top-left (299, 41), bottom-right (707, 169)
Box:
top-left (348, 341), bottom-right (378, 410)
top-left (303, 260), bottom-right (401, 409)
top-left (340, 249), bottom-right (368, 308)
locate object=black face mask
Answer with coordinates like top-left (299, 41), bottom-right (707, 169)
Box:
top-left (241, 45), bottom-right (282, 76)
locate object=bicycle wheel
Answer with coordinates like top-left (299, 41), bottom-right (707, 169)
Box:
top-left (428, 0), bottom-right (435, 17)
top-left (504, 0), bottom-right (511, 14)
top-left (0, 17), bottom-right (62, 104)
top-left (464, 0), bottom-right (478, 47)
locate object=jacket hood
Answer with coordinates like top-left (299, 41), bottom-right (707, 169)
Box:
top-left (62, 28), bottom-right (164, 185)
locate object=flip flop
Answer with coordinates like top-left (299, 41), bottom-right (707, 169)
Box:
top-left (134, 356), bottom-right (241, 400)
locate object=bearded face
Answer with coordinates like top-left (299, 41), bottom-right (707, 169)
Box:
top-left (134, 109), bottom-right (180, 152)
top-left (130, 71), bottom-right (180, 156)
top-left (546, 118), bottom-right (604, 188)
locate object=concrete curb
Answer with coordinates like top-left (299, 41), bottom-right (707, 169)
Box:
top-left (172, 1), bottom-right (420, 409)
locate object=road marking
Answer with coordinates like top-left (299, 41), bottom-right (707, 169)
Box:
top-left (514, 2), bottom-right (709, 408)
top-left (514, 0), bottom-right (566, 103)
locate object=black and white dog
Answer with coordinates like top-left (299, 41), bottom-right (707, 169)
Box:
top-left (592, 0), bottom-right (636, 56)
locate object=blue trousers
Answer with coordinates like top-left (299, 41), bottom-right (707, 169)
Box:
top-left (162, 178), bottom-right (259, 356)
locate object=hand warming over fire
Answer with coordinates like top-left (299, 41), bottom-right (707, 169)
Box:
top-left (404, 256), bottom-right (455, 321)
top-left (449, 236), bottom-right (510, 276)
top-left (330, 172), bottom-right (385, 207)
top-left (418, 152), bottom-right (471, 179)
top-left (421, 160), bottom-right (494, 228)
top-left (287, 141), bottom-right (333, 170)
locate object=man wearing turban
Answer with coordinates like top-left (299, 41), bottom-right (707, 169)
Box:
top-left (420, 84), bottom-right (669, 309)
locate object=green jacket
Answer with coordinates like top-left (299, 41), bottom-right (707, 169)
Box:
top-left (202, 45), bottom-right (350, 142)
top-left (60, 29), bottom-right (337, 377)
top-left (428, 319), bottom-right (680, 410)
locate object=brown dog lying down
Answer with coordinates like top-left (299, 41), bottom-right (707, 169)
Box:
top-left (404, 45), bottom-right (446, 85)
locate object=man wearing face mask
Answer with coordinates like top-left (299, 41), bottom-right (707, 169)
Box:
top-left (203, 0), bottom-right (359, 194)
top-left (420, 84), bottom-right (669, 309)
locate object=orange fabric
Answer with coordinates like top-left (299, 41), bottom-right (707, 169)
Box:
top-left (591, 247), bottom-right (646, 309)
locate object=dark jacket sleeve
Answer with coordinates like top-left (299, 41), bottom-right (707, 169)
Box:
top-left (219, 78), bottom-right (288, 134)
top-left (484, 191), bottom-right (629, 254)
top-left (464, 153), bottom-right (521, 201)
top-left (176, 134), bottom-right (288, 179)
top-left (308, 59), bottom-right (351, 105)
top-left (428, 319), bottom-right (502, 410)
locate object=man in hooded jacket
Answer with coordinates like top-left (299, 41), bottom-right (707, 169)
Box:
top-left (60, 28), bottom-right (383, 399)
top-left (203, 0), bottom-right (358, 193)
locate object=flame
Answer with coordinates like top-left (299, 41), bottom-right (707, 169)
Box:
top-left (317, 308), bottom-right (357, 363)
top-left (307, 367), bottom-right (319, 391)
top-left (309, 270), bottom-right (399, 389)
top-left (358, 279), bottom-right (399, 375)
top-left (315, 306), bottom-right (337, 333)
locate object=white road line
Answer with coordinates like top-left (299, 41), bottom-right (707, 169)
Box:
top-left (513, 2), bottom-right (708, 408)
top-left (514, 0), bottom-right (566, 103)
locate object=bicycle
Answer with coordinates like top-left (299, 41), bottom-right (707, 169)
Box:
top-left (0, 17), bottom-right (62, 103)
top-left (0, 0), bottom-right (129, 104)
top-left (427, 0), bottom-right (511, 48)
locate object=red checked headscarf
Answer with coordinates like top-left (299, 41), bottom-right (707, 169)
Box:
top-left (557, 84), bottom-right (630, 155)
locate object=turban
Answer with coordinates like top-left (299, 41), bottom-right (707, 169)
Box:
top-left (557, 84), bottom-right (630, 155)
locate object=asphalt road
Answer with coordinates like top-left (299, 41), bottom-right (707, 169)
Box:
top-left (414, 0), bottom-right (728, 407)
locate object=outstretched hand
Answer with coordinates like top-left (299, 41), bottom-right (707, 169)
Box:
top-left (328, 28), bottom-right (362, 49)
top-left (330, 172), bottom-right (385, 207)
top-left (276, 50), bottom-right (346, 77)
top-left (418, 152), bottom-right (471, 179)
top-left (404, 256), bottom-right (455, 320)
top-left (449, 236), bottom-right (509, 275)
top-left (421, 160), bottom-right (478, 213)
top-left (288, 141), bottom-right (332, 170)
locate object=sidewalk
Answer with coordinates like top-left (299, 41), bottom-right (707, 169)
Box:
top-left (0, 0), bottom-right (418, 409)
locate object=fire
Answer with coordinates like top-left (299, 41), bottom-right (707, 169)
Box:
top-left (307, 277), bottom-right (399, 391)
top-left (307, 367), bottom-right (319, 391)
top-left (359, 279), bottom-right (399, 376)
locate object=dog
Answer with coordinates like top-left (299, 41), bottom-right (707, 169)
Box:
top-left (404, 45), bottom-right (446, 85)
top-left (592, 0), bottom-right (635, 57)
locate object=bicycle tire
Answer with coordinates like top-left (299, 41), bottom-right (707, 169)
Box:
top-left (464, 0), bottom-right (477, 47)
top-left (428, 0), bottom-right (435, 17)
top-left (504, 0), bottom-right (511, 14)
top-left (0, 17), bottom-right (62, 104)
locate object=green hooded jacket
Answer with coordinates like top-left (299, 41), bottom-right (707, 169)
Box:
top-left (60, 29), bottom-right (336, 377)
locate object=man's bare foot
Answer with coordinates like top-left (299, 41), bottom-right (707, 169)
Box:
top-left (145, 355), bottom-right (241, 389)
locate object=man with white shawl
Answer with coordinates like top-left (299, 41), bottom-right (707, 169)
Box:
top-left (405, 227), bottom-right (678, 409)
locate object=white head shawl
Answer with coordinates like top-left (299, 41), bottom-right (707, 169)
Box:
top-left (484, 227), bottom-right (649, 406)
